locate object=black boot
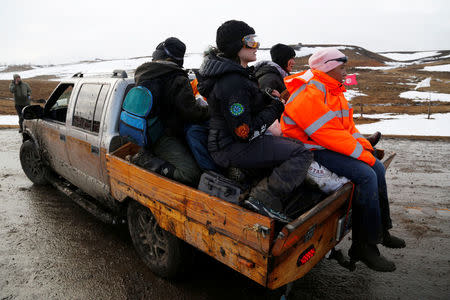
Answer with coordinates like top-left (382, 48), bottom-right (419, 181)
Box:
top-left (382, 231), bottom-right (406, 249)
top-left (366, 131), bottom-right (381, 147)
top-left (349, 242), bottom-right (396, 272)
top-left (131, 149), bottom-right (175, 178)
top-left (373, 148), bottom-right (385, 160)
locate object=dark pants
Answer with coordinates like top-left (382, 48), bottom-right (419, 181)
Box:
top-left (15, 104), bottom-right (26, 130)
top-left (211, 135), bottom-right (313, 211)
top-left (314, 150), bottom-right (393, 244)
top-left (185, 123), bottom-right (219, 172)
top-left (152, 134), bottom-right (202, 187)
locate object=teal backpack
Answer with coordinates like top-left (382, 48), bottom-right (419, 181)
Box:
top-left (119, 86), bottom-right (164, 147)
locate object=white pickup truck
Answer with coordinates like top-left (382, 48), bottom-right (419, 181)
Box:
top-left (19, 70), bottom-right (395, 289)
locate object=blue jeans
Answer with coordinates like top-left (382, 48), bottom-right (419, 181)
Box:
top-left (185, 123), bottom-right (219, 172)
top-left (314, 150), bottom-right (392, 244)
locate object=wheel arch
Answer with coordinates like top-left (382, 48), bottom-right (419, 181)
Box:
top-left (22, 128), bottom-right (40, 149)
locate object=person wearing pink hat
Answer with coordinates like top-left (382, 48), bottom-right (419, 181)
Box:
top-left (280, 48), bottom-right (405, 272)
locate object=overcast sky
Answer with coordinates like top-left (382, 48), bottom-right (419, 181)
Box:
top-left (2, 0), bottom-right (449, 65)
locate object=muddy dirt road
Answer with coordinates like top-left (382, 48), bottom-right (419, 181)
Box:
top-left (0, 129), bottom-right (449, 299)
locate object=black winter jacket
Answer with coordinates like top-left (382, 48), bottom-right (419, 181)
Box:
top-left (134, 61), bottom-right (209, 138)
top-left (198, 53), bottom-right (284, 152)
top-left (254, 61), bottom-right (287, 93)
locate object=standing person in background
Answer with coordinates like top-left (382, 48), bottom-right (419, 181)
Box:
top-left (198, 20), bottom-right (312, 222)
top-left (255, 43), bottom-right (296, 102)
top-left (9, 74), bottom-right (31, 133)
top-left (280, 47), bottom-right (405, 272)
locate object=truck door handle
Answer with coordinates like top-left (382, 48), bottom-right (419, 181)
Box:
top-left (59, 134), bottom-right (65, 141)
top-left (91, 145), bottom-right (99, 155)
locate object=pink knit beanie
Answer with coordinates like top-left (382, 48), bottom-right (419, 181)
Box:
top-left (308, 48), bottom-right (347, 73)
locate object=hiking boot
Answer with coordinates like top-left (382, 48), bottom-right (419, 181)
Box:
top-left (382, 231), bottom-right (406, 249)
top-left (348, 242), bottom-right (396, 272)
top-left (366, 131), bottom-right (381, 147)
top-left (373, 148), bottom-right (385, 160)
top-left (244, 197), bottom-right (292, 223)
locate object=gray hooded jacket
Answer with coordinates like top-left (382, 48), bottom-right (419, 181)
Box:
top-left (9, 75), bottom-right (31, 106)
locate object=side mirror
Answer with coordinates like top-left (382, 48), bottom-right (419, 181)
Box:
top-left (23, 105), bottom-right (44, 120)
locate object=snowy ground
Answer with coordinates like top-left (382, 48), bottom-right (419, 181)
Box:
top-left (0, 46), bottom-right (357, 80)
top-left (344, 89), bottom-right (367, 100)
top-left (355, 61), bottom-right (411, 71)
top-left (381, 51), bottom-right (441, 61)
top-left (356, 113), bottom-right (450, 136)
top-left (1, 48), bottom-right (448, 80)
top-left (420, 64), bottom-right (450, 72)
top-left (1, 51), bottom-right (271, 80)
top-left (0, 54), bottom-right (206, 80)
top-left (0, 115), bottom-right (19, 125)
top-left (399, 91), bottom-right (450, 102)
top-left (357, 51), bottom-right (449, 72)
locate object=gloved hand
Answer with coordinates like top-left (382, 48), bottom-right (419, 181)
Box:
top-left (264, 88), bottom-right (283, 103)
top-left (280, 89), bottom-right (290, 102)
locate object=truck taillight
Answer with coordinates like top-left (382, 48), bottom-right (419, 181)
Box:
top-left (297, 245), bottom-right (316, 266)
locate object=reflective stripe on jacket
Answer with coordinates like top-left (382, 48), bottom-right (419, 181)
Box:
top-left (280, 69), bottom-right (375, 166)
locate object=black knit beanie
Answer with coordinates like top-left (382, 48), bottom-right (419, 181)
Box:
top-left (152, 37), bottom-right (186, 67)
top-left (216, 20), bottom-right (255, 58)
top-left (270, 44), bottom-right (296, 71)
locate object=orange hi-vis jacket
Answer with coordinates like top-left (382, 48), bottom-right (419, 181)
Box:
top-left (281, 69), bottom-right (376, 166)
top-left (190, 78), bottom-right (200, 97)
top-left (190, 78), bottom-right (207, 103)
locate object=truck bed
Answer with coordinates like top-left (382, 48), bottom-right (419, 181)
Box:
top-left (106, 142), bottom-right (358, 289)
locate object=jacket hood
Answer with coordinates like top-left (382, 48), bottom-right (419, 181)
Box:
top-left (199, 52), bottom-right (245, 78)
top-left (254, 61), bottom-right (288, 79)
top-left (197, 52), bottom-right (247, 98)
top-left (134, 61), bottom-right (185, 83)
top-left (284, 69), bottom-right (346, 96)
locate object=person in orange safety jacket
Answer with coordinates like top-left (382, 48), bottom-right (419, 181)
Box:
top-left (281, 48), bottom-right (405, 273)
top-left (281, 67), bottom-right (375, 165)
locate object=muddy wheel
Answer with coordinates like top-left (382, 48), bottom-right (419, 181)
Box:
top-left (20, 140), bottom-right (49, 185)
top-left (127, 200), bottom-right (191, 279)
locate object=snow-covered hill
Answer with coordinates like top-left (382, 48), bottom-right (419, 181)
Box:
top-left (5, 46), bottom-right (448, 80)
top-left (1, 45), bottom-right (450, 136)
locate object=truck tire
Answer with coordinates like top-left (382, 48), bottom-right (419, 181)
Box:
top-left (127, 200), bottom-right (191, 279)
top-left (20, 140), bottom-right (49, 185)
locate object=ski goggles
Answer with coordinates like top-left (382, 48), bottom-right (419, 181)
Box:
top-left (242, 34), bottom-right (260, 49)
top-left (325, 56), bottom-right (348, 64)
